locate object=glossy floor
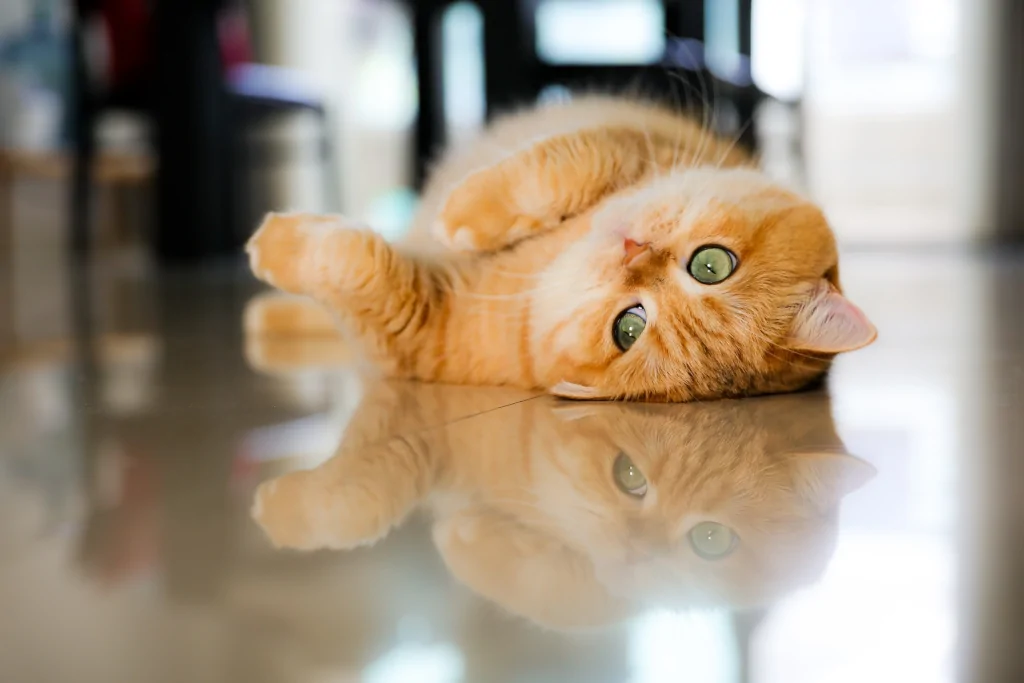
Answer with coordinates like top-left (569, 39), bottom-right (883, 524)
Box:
top-left (1, 246), bottom-right (1022, 683)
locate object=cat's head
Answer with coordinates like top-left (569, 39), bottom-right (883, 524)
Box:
top-left (527, 393), bottom-right (873, 611)
top-left (530, 168), bottom-right (876, 401)
top-left (432, 391), bottom-right (873, 628)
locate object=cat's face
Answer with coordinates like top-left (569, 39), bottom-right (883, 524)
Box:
top-left (529, 168), bottom-right (875, 401)
top-left (528, 397), bottom-right (872, 609)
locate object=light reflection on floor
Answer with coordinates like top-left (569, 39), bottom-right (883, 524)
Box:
top-left (0, 247), bottom-right (1019, 683)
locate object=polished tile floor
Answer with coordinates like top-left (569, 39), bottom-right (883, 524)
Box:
top-left (0, 245), bottom-right (1022, 683)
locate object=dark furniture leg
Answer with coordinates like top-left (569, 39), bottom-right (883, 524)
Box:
top-left (69, 8), bottom-right (95, 255)
top-left (412, 2), bottom-right (446, 189)
top-left (153, 0), bottom-right (235, 262)
top-left (482, 0), bottom-right (533, 117)
top-left (994, 0), bottom-right (1024, 242)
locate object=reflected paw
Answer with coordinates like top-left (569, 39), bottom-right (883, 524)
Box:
top-left (251, 472), bottom-right (331, 551)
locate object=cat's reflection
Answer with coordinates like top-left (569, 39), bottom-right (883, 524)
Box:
top-left (252, 380), bottom-right (873, 630)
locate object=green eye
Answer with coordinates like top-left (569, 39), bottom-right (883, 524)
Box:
top-left (688, 521), bottom-right (738, 560)
top-left (613, 453), bottom-right (648, 497)
top-left (688, 246), bottom-right (737, 284)
top-left (613, 306), bottom-right (646, 352)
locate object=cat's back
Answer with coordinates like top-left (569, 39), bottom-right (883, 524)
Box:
top-left (482, 95), bottom-right (708, 149)
top-left (406, 96), bottom-right (745, 247)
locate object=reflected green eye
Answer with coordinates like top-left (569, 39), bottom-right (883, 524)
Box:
top-left (613, 453), bottom-right (648, 497)
top-left (688, 246), bottom-right (737, 284)
top-left (613, 306), bottom-right (646, 352)
top-left (688, 521), bottom-right (738, 560)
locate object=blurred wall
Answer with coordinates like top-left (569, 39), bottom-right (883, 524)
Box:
top-left (247, 0), bottom-right (414, 223)
top-left (245, 0), bottom-right (1011, 248)
top-left (800, 0), bottom-right (999, 246)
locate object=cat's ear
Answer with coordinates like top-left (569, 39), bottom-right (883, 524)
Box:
top-left (786, 279), bottom-right (877, 354)
top-left (549, 381), bottom-right (601, 400)
top-left (789, 451), bottom-right (876, 513)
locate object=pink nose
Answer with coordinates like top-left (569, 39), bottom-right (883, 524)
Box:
top-left (623, 238), bottom-right (650, 266)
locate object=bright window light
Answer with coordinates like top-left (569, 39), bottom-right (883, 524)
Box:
top-left (628, 609), bottom-right (739, 683)
top-left (752, 0), bottom-right (807, 101)
top-left (536, 0), bottom-right (665, 65)
top-left (364, 642), bottom-right (464, 683)
top-left (442, 1), bottom-right (485, 136)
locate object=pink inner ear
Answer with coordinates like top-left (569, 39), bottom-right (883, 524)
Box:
top-left (787, 280), bottom-right (877, 354)
top-left (790, 451), bottom-right (877, 513)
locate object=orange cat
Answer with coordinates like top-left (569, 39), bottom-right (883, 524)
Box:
top-left (251, 376), bottom-right (873, 630)
top-left (246, 95), bottom-right (876, 401)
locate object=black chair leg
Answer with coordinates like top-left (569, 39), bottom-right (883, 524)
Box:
top-left (70, 115), bottom-right (95, 255)
top-left (412, 2), bottom-right (446, 189)
top-left (69, 12), bottom-right (95, 256)
top-left (482, 0), bottom-right (533, 116)
top-left (153, 0), bottom-right (234, 262)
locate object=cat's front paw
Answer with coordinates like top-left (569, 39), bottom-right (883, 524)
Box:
top-left (246, 212), bottom-right (345, 294)
top-left (434, 170), bottom-right (548, 252)
top-left (252, 469), bottom-right (396, 551)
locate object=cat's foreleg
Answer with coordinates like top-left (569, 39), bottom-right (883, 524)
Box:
top-left (247, 212), bottom-right (446, 371)
top-left (253, 435), bottom-right (432, 550)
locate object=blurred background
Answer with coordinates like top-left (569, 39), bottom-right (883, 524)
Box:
top-left (0, 0), bottom-right (1020, 266)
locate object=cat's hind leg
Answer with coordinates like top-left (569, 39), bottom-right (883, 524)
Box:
top-left (433, 127), bottom-right (676, 252)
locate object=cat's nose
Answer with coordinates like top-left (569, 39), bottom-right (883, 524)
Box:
top-left (623, 238), bottom-right (651, 267)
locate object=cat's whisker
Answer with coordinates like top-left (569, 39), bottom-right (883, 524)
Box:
top-left (689, 122), bottom-right (711, 171)
top-left (713, 119), bottom-right (755, 172)
top-left (661, 64), bottom-right (715, 169)
top-left (663, 72), bottom-right (710, 169)
top-left (454, 277), bottom-right (602, 305)
top-left (739, 322), bottom-right (826, 365)
top-left (660, 34), bottom-right (714, 120)
top-left (655, 40), bottom-right (719, 171)
top-left (477, 267), bottom-right (542, 280)
top-left (441, 499), bottom-right (608, 538)
top-left (638, 121), bottom-right (660, 180)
